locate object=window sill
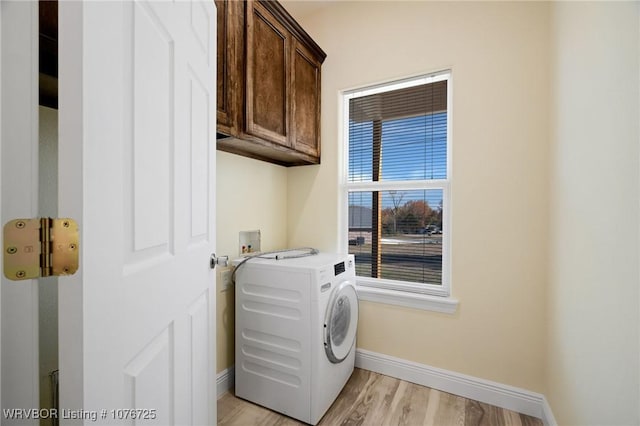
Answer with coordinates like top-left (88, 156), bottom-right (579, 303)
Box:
top-left (355, 284), bottom-right (459, 314)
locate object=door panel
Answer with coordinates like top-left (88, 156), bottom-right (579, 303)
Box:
top-left (188, 293), bottom-right (210, 424)
top-left (131, 0), bottom-right (173, 254)
top-left (124, 0), bottom-right (174, 267)
top-left (189, 75), bottom-right (211, 243)
top-left (0, 2), bottom-right (40, 424)
top-left (123, 328), bottom-right (173, 425)
top-left (58, 1), bottom-right (216, 424)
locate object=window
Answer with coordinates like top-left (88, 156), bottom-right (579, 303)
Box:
top-left (341, 72), bottom-right (454, 308)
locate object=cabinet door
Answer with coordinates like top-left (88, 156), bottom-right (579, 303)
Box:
top-left (291, 39), bottom-right (321, 159)
top-left (216, 0), bottom-right (243, 135)
top-left (245, 0), bottom-right (290, 147)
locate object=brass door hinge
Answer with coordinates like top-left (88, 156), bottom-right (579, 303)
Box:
top-left (3, 218), bottom-right (79, 281)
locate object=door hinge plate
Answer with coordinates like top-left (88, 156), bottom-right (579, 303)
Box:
top-left (3, 218), bottom-right (79, 281)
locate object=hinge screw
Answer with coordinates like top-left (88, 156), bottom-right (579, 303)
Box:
top-left (62, 221), bottom-right (70, 228)
top-left (62, 267), bottom-right (70, 274)
top-left (16, 221), bottom-right (25, 229)
top-left (6, 247), bottom-right (17, 255)
top-left (16, 271), bottom-right (25, 279)
top-left (69, 244), bottom-right (77, 250)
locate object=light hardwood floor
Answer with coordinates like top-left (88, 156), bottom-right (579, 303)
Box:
top-left (218, 368), bottom-right (543, 426)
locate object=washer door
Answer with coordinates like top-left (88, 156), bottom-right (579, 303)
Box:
top-left (324, 281), bottom-right (358, 364)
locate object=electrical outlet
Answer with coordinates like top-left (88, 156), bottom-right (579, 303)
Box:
top-left (220, 269), bottom-right (233, 292)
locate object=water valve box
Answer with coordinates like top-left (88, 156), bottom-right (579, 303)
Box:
top-left (239, 230), bottom-right (261, 255)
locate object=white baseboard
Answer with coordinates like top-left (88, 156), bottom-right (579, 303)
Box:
top-left (355, 349), bottom-right (556, 425)
top-left (216, 366), bottom-right (234, 399)
top-left (541, 396), bottom-right (558, 426)
top-left (217, 352), bottom-right (558, 425)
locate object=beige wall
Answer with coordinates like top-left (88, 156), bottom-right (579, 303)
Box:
top-left (287, 1), bottom-right (550, 392)
top-left (216, 4), bottom-right (640, 421)
top-left (548, 2), bottom-right (640, 424)
top-left (216, 151), bottom-right (288, 372)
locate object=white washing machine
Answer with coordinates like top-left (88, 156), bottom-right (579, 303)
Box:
top-left (234, 251), bottom-right (358, 425)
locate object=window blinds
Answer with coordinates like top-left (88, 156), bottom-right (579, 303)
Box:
top-left (347, 78), bottom-right (448, 287)
top-left (348, 80), bottom-right (447, 182)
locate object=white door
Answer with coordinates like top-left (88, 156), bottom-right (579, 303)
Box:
top-left (0, 2), bottom-right (40, 424)
top-left (57, 1), bottom-right (216, 425)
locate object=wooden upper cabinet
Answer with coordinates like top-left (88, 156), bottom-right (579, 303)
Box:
top-left (215, 0), bottom-right (326, 166)
top-left (245, 1), bottom-right (290, 147)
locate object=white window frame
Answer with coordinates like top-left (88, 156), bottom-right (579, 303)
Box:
top-left (338, 70), bottom-right (458, 314)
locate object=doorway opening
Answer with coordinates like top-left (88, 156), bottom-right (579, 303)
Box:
top-left (38, 1), bottom-right (59, 424)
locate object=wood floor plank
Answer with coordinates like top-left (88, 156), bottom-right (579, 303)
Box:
top-left (476, 401), bottom-right (505, 426)
top-left (217, 368), bottom-right (544, 426)
top-left (340, 370), bottom-right (389, 425)
top-left (380, 379), bottom-right (409, 425)
top-left (520, 413), bottom-right (543, 426)
top-left (257, 409), bottom-right (303, 426)
top-left (382, 382), bottom-right (430, 426)
top-left (358, 373), bottom-right (401, 425)
top-left (217, 393), bottom-right (248, 426)
top-left (463, 400), bottom-right (485, 426)
top-left (423, 388), bottom-right (441, 425)
top-left (400, 382), bottom-right (430, 426)
top-left (318, 368), bottom-right (373, 425)
top-left (429, 390), bottom-right (466, 426)
top-left (218, 394), bottom-right (272, 426)
top-left (504, 409), bottom-right (523, 426)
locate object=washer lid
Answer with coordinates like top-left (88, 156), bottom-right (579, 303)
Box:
top-left (324, 281), bottom-right (358, 364)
